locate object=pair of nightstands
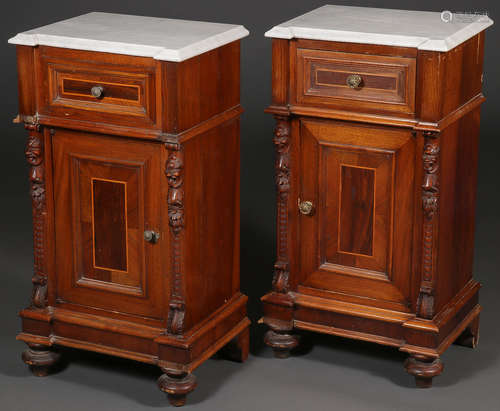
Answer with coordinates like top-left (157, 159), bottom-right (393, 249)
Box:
top-left (9, 6), bottom-right (492, 406)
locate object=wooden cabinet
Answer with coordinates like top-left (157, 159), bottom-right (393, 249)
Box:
top-left (263, 5), bottom-right (493, 387)
top-left (10, 12), bottom-right (249, 406)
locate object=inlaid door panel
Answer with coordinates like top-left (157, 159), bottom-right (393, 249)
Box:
top-left (299, 119), bottom-right (416, 310)
top-left (53, 129), bottom-right (165, 320)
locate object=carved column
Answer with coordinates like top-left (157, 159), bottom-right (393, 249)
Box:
top-left (272, 116), bottom-right (291, 294)
top-left (265, 115), bottom-right (299, 358)
top-left (24, 123), bottom-right (48, 309)
top-left (165, 142), bottom-right (186, 335)
top-left (22, 123), bottom-right (60, 375)
top-left (409, 131), bottom-right (444, 389)
top-left (416, 131), bottom-right (440, 320)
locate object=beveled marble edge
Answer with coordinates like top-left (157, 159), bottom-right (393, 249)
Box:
top-left (265, 15), bottom-right (493, 52)
top-left (8, 25), bottom-right (249, 62)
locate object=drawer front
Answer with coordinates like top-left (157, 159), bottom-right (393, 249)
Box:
top-left (38, 47), bottom-right (158, 129)
top-left (296, 48), bottom-right (416, 115)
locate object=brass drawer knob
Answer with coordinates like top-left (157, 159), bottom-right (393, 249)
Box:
top-left (346, 74), bottom-right (363, 89)
top-left (144, 230), bottom-right (160, 243)
top-left (91, 85), bottom-right (104, 99)
top-left (298, 199), bottom-right (314, 216)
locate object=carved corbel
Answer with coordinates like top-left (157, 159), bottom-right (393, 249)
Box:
top-left (272, 116), bottom-right (291, 293)
top-left (417, 131), bottom-right (440, 319)
top-left (165, 142), bottom-right (186, 334)
top-left (23, 120), bottom-right (49, 309)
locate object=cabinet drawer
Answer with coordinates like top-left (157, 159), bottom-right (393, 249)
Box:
top-left (38, 46), bottom-right (158, 129)
top-left (296, 48), bottom-right (416, 116)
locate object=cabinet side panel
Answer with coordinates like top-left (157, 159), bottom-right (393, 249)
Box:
top-left (415, 50), bottom-right (445, 122)
top-left (170, 41), bottom-right (240, 133)
top-left (183, 119), bottom-right (240, 330)
top-left (271, 39), bottom-right (290, 105)
top-left (455, 108), bottom-right (481, 290)
top-left (441, 33), bottom-right (484, 118)
top-left (416, 33), bottom-right (484, 123)
top-left (16, 45), bottom-right (36, 117)
top-left (435, 108), bottom-right (481, 313)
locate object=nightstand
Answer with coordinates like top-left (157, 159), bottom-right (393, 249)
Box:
top-left (262, 5), bottom-right (492, 387)
top-left (9, 12), bottom-right (250, 406)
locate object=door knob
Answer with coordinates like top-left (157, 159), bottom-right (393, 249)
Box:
top-left (346, 74), bottom-right (363, 89)
top-left (298, 199), bottom-right (314, 216)
top-left (91, 85), bottom-right (104, 99)
top-left (144, 230), bottom-right (160, 243)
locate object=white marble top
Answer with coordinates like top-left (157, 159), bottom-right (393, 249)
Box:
top-left (8, 12), bottom-right (249, 62)
top-left (265, 5), bottom-right (493, 51)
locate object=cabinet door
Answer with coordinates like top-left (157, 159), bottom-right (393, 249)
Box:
top-left (52, 129), bottom-right (164, 320)
top-left (299, 119), bottom-right (416, 311)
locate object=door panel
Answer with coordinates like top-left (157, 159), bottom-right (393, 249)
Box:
top-left (53, 129), bottom-right (164, 319)
top-left (299, 119), bottom-right (415, 309)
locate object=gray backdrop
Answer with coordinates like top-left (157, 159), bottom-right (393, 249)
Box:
top-left (1, 1), bottom-right (499, 410)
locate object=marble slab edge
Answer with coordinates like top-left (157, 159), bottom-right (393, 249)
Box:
top-left (8, 25), bottom-right (250, 62)
top-left (264, 19), bottom-right (493, 52)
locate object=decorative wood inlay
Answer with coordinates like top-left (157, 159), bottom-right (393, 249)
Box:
top-left (339, 165), bottom-right (375, 256)
top-left (272, 116), bottom-right (291, 293)
top-left (165, 141), bottom-right (186, 334)
top-left (24, 122), bottom-right (47, 309)
top-left (62, 77), bottom-right (140, 102)
top-left (417, 131), bottom-right (440, 319)
top-left (91, 178), bottom-right (128, 273)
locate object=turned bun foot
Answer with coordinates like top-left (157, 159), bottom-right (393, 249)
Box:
top-left (404, 355), bottom-right (444, 388)
top-left (264, 330), bottom-right (299, 359)
top-left (455, 315), bottom-right (480, 348)
top-left (158, 370), bottom-right (196, 407)
top-left (22, 343), bottom-right (61, 377)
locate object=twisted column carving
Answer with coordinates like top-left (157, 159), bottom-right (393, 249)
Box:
top-left (165, 142), bottom-right (185, 335)
top-left (417, 131), bottom-right (440, 319)
top-left (272, 116), bottom-right (291, 293)
top-left (25, 123), bottom-right (48, 309)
